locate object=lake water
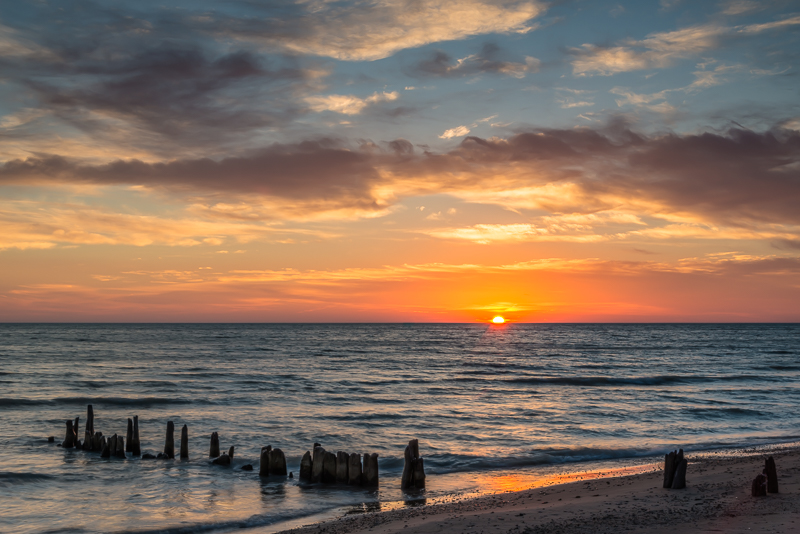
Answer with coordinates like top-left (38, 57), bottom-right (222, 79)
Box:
top-left (1, 323), bottom-right (798, 533)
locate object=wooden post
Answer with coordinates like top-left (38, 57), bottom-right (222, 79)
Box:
top-left (228, 446), bottom-right (234, 460)
top-left (131, 416), bottom-right (141, 456)
top-left (62, 420), bottom-right (76, 448)
top-left (336, 451), bottom-right (349, 484)
top-left (402, 439), bottom-right (425, 490)
top-left (348, 452), bottom-right (362, 485)
top-left (766, 457), bottom-right (779, 493)
top-left (260, 446), bottom-right (272, 477)
top-left (311, 446), bottom-right (325, 483)
top-left (209, 432), bottom-right (220, 458)
top-left (363, 453), bottom-right (379, 487)
top-left (671, 458), bottom-right (687, 489)
top-left (126, 419), bottom-right (133, 453)
top-left (663, 450), bottom-right (678, 488)
top-left (91, 431), bottom-right (103, 452)
top-left (164, 421), bottom-right (175, 459)
top-left (101, 435), bottom-right (112, 458)
top-left (115, 435), bottom-right (126, 459)
top-left (270, 448), bottom-right (287, 476)
top-left (299, 451), bottom-right (313, 481)
top-left (83, 405), bottom-right (94, 450)
top-left (322, 451), bottom-right (337, 483)
top-left (180, 424), bottom-right (189, 459)
top-left (752, 473), bottom-right (767, 496)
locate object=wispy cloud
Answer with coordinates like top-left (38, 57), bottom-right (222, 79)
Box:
top-left (305, 91), bottom-right (399, 115)
top-left (570, 15), bottom-right (800, 75)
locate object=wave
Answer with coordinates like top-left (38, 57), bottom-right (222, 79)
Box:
top-left (489, 374), bottom-right (773, 387)
top-left (0, 397), bottom-right (202, 408)
top-left (0, 472), bottom-right (56, 487)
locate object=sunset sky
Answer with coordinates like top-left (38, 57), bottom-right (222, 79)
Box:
top-left (1, 0), bottom-right (799, 322)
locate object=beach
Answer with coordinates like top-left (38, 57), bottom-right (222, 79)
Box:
top-left (272, 447), bottom-right (800, 534)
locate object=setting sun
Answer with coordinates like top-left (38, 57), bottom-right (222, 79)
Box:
top-left (492, 316), bottom-right (505, 324)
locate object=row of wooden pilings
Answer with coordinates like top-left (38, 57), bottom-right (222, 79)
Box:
top-left (56, 405), bottom-right (425, 490)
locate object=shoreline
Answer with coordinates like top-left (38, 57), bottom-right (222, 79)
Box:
top-left (264, 444), bottom-right (800, 534)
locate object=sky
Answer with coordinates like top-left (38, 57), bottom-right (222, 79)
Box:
top-left (0, 0), bottom-right (799, 322)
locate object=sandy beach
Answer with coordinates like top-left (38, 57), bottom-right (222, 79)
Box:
top-left (273, 447), bottom-right (800, 534)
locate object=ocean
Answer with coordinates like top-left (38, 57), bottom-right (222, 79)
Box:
top-left (1, 323), bottom-right (798, 533)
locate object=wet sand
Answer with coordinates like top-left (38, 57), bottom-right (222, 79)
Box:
top-left (272, 448), bottom-right (800, 534)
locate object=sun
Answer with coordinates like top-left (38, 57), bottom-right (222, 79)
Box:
top-left (492, 316), bottom-right (505, 324)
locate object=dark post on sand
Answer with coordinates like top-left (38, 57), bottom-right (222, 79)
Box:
top-left (164, 421), bottom-right (175, 459)
top-left (363, 453), bottom-right (379, 487)
top-left (180, 424), bottom-right (189, 459)
top-left (766, 456), bottom-right (779, 493)
top-left (401, 439), bottom-right (426, 490)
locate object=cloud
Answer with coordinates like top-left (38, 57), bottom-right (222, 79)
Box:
top-left (439, 125), bottom-right (472, 139)
top-left (570, 16), bottom-right (800, 75)
top-left (224, 0), bottom-right (545, 61)
top-left (305, 91), bottom-right (399, 115)
top-left (411, 43), bottom-right (540, 78)
top-left (2, 123), bottom-right (799, 230)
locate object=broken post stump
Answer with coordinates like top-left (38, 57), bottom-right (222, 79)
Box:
top-left (363, 453), bottom-right (379, 487)
top-left (402, 439), bottom-right (425, 490)
top-left (671, 458), bottom-right (687, 489)
top-left (322, 451), bottom-right (337, 484)
top-left (83, 405), bottom-right (94, 450)
top-left (270, 448), bottom-right (287, 476)
top-left (211, 447), bottom-right (233, 466)
top-left (101, 434), bottom-right (114, 458)
top-left (62, 420), bottom-right (76, 448)
top-left (209, 432), bottom-right (220, 458)
top-left (311, 446), bottom-right (325, 483)
top-left (336, 451), bottom-right (349, 484)
top-left (126, 419), bottom-right (133, 453)
top-left (180, 425), bottom-right (189, 459)
top-left (164, 421), bottom-right (175, 459)
top-left (348, 452), bottom-right (362, 485)
top-left (766, 456), bottom-right (779, 493)
top-left (752, 472), bottom-right (768, 496)
top-left (131, 416), bottom-right (141, 456)
top-left (115, 435), bottom-right (126, 459)
top-left (299, 451), bottom-right (313, 482)
top-left (663, 449), bottom-right (685, 489)
top-left (260, 446), bottom-right (272, 477)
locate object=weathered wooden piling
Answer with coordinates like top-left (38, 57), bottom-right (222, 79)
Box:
top-left (671, 458), bottom-right (687, 489)
top-left (363, 453), bottom-right (379, 487)
top-left (179, 424), bottom-right (189, 459)
top-left (752, 472), bottom-right (767, 496)
top-left (126, 418), bottom-right (133, 453)
top-left (101, 434), bottom-right (114, 458)
top-left (164, 421), bottom-right (175, 459)
top-left (336, 451), bottom-right (349, 484)
top-left (62, 420), bottom-right (76, 448)
top-left (270, 448), bottom-right (287, 476)
top-left (92, 431), bottom-right (103, 452)
top-left (322, 451), bottom-right (337, 483)
top-left (83, 405), bottom-right (94, 450)
top-left (311, 446), bottom-right (325, 483)
top-left (299, 451), bottom-right (313, 481)
top-left (115, 435), bottom-right (126, 459)
top-left (766, 456), bottom-right (779, 493)
top-left (209, 432), bottom-right (220, 458)
top-left (228, 446), bottom-right (234, 460)
top-left (131, 416), bottom-right (141, 456)
top-left (348, 453), bottom-right (362, 485)
top-left (402, 439), bottom-right (425, 490)
top-left (260, 446), bottom-right (272, 476)
top-left (663, 449), bottom-right (685, 489)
